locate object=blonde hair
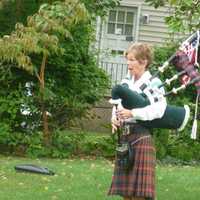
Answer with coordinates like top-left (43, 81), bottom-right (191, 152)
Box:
top-left (124, 42), bottom-right (153, 68)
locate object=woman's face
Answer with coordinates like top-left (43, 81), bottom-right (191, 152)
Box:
top-left (126, 52), bottom-right (147, 80)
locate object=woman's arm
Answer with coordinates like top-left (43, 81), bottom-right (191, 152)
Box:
top-left (131, 99), bottom-right (167, 120)
top-left (117, 99), bottom-right (166, 121)
top-left (117, 77), bottom-right (167, 121)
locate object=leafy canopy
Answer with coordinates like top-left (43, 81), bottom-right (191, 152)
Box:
top-left (0, 0), bottom-right (88, 74)
top-left (145, 0), bottom-right (200, 33)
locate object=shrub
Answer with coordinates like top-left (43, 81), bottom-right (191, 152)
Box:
top-left (51, 130), bottom-right (116, 158)
top-left (0, 130), bottom-right (116, 158)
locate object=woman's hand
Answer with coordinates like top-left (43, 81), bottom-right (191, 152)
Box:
top-left (111, 117), bottom-right (120, 134)
top-left (116, 108), bottom-right (133, 120)
top-left (111, 108), bottom-right (133, 133)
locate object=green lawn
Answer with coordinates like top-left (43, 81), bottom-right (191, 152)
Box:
top-left (0, 155), bottom-right (200, 200)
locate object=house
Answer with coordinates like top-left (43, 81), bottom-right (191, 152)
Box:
top-left (96, 0), bottom-right (173, 85)
top-left (82, 0), bottom-right (177, 132)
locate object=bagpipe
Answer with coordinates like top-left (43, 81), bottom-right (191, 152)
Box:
top-left (110, 30), bottom-right (200, 139)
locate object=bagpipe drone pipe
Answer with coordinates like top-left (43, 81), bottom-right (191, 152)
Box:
top-left (110, 30), bottom-right (200, 133)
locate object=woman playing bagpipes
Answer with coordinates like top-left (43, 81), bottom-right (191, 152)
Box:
top-left (108, 43), bottom-right (190, 200)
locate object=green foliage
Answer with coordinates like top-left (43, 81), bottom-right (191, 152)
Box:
top-left (81, 0), bottom-right (120, 17)
top-left (153, 129), bottom-right (169, 159)
top-left (145, 0), bottom-right (165, 8)
top-left (0, 123), bottom-right (11, 145)
top-left (0, 130), bottom-right (116, 158)
top-left (154, 129), bottom-right (200, 162)
top-left (145, 0), bottom-right (200, 33)
top-left (166, 134), bottom-right (200, 161)
top-left (51, 130), bottom-right (116, 158)
top-left (0, 0), bottom-right (111, 143)
top-left (0, 0), bottom-right (88, 73)
top-left (0, 0), bottom-right (41, 36)
top-left (41, 20), bottom-right (109, 129)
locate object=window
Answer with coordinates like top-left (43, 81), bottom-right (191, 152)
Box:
top-left (107, 9), bottom-right (135, 36)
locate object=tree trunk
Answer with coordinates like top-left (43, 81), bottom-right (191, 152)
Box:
top-left (39, 53), bottom-right (50, 146)
top-left (15, 0), bottom-right (22, 21)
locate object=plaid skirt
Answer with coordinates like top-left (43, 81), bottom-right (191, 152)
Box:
top-left (108, 128), bottom-right (156, 199)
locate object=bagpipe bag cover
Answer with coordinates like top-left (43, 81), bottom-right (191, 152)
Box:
top-left (111, 84), bottom-right (189, 130)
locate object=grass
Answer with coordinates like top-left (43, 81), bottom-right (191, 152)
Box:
top-left (0, 155), bottom-right (200, 200)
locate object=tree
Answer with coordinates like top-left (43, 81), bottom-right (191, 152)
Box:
top-left (145, 0), bottom-right (200, 33)
top-left (0, 0), bottom-right (120, 151)
top-left (0, 0), bottom-right (88, 146)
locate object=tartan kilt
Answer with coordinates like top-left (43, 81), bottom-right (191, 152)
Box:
top-left (108, 131), bottom-right (156, 199)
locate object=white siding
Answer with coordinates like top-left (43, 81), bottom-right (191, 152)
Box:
top-left (97, 0), bottom-right (178, 85)
top-left (121, 0), bottom-right (174, 46)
